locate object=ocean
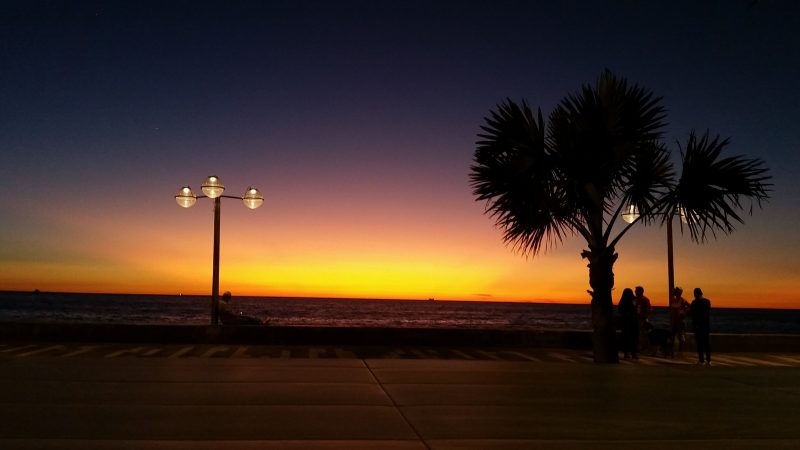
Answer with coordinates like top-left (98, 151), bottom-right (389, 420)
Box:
top-left (1, 291), bottom-right (799, 334)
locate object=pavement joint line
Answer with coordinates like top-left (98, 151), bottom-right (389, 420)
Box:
top-left (334, 348), bottom-right (357, 358)
top-left (475, 350), bottom-right (502, 360)
top-left (200, 346), bottom-right (229, 358)
top-left (61, 345), bottom-right (98, 357)
top-left (705, 360), bottom-right (733, 366)
top-left (772, 355), bottom-right (800, 364)
top-left (408, 349), bottom-right (429, 359)
top-left (364, 359), bottom-right (431, 450)
top-left (142, 348), bottom-right (162, 357)
top-left (16, 345), bottom-right (65, 357)
top-left (105, 346), bottom-right (146, 358)
top-left (450, 349), bottom-right (476, 360)
top-left (712, 355), bottom-right (756, 366)
top-left (232, 347), bottom-right (250, 358)
top-left (0, 344), bottom-right (37, 353)
top-left (575, 352), bottom-right (594, 362)
top-left (727, 355), bottom-right (789, 367)
top-left (168, 346), bottom-right (195, 358)
top-left (501, 350), bottom-right (541, 362)
top-left (547, 351), bottom-right (577, 363)
top-left (659, 358), bottom-right (692, 366)
top-left (635, 357), bottom-right (660, 366)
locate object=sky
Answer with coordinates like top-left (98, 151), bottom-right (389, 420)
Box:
top-left (1, 1), bottom-right (799, 308)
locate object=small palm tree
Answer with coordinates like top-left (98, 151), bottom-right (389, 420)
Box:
top-left (471, 70), bottom-right (771, 363)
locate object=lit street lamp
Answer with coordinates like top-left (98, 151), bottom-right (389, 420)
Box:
top-left (175, 175), bottom-right (264, 325)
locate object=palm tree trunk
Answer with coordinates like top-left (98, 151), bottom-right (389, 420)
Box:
top-left (584, 247), bottom-right (619, 363)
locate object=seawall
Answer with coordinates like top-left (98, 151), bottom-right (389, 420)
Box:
top-left (2, 323), bottom-right (800, 352)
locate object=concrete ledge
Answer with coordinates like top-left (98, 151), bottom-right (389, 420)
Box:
top-left (1, 323), bottom-right (799, 352)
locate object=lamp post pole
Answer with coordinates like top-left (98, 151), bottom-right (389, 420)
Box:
top-left (175, 176), bottom-right (264, 325)
top-left (211, 196), bottom-right (222, 325)
top-left (666, 216), bottom-right (677, 339)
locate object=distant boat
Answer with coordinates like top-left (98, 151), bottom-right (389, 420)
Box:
top-left (428, 298), bottom-right (435, 301)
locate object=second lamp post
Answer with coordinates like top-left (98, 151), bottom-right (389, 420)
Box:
top-left (175, 175), bottom-right (264, 325)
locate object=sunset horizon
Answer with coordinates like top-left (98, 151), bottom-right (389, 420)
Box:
top-left (3, 284), bottom-right (797, 310)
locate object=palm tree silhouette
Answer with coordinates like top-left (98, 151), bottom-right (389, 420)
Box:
top-left (471, 70), bottom-right (771, 363)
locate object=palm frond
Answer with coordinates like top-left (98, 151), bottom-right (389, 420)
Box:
top-left (670, 130), bottom-right (772, 242)
top-left (548, 70), bottom-right (668, 229)
top-left (471, 99), bottom-right (575, 255)
top-left (622, 140), bottom-right (675, 224)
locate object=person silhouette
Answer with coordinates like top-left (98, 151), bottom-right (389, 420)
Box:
top-left (219, 291), bottom-right (266, 325)
top-left (218, 291), bottom-right (239, 325)
top-left (670, 286), bottom-right (691, 354)
top-left (691, 287), bottom-right (712, 365)
top-left (634, 286), bottom-right (652, 350)
top-left (618, 288), bottom-right (639, 359)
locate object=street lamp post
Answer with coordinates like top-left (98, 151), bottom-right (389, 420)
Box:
top-left (622, 205), bottom-right (687, 334)
top-left (175, 175), bottom-right (264, 325)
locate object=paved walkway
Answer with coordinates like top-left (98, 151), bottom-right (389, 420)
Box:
top-left (1, 343), bottom-right (800, 449)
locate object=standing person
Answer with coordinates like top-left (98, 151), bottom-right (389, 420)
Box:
top-left (634, 286), bottom-right (652, 350)
top-left (670, 286), bottom-right (691, 354)
top-left (617, 288), bottom-right (639, 359)
top-left (691, 287), bottom-right (712, 365)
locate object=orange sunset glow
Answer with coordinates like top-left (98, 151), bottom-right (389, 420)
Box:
top-left (2, 177), bottom-right (798, 309)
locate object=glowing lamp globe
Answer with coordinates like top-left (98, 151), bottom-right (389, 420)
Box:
top-left (621, 204), bottom-right (640, 224)
top-left (679, 206), bottom-right (693, 224)
top-left (201, 175), bottom-right (225, 198)
top-left (242, 187), bottom-right (264, 209)
top-left (175, 186), bottom-right (197, 208)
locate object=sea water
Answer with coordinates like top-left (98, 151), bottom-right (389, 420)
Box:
top-left (1, 291), bottom-right (799, 334)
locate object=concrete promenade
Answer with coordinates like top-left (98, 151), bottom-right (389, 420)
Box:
top-left (2, 348), bottom-right (800, 449)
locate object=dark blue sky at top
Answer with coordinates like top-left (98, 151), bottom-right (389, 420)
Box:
top-left (2, 0), bottom-right (799, 221)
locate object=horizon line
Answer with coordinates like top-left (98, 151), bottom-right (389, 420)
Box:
top-left (2, 290), bottom-right (798, 310)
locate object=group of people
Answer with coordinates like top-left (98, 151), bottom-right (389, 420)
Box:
top-left (617, 285), bottom-right (711, 365)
